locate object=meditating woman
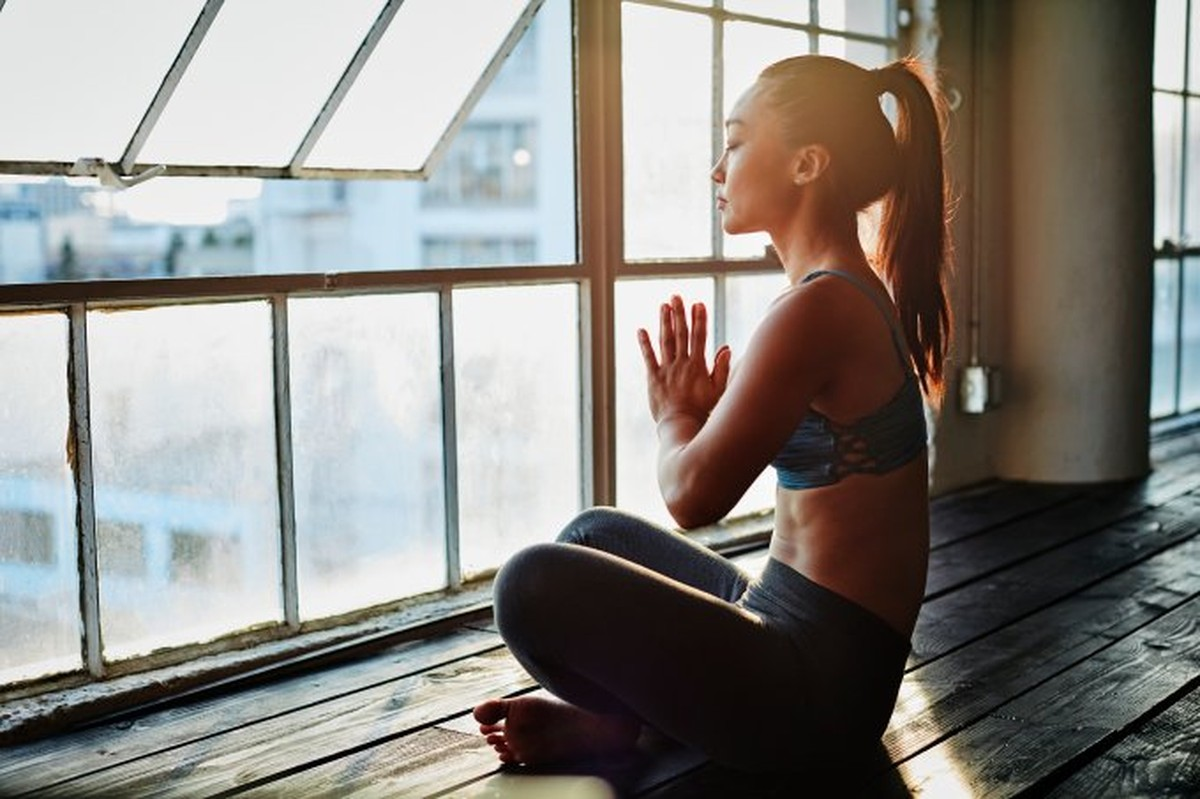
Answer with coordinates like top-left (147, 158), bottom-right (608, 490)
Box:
top-left (474, 53), bottom-right (952, 773)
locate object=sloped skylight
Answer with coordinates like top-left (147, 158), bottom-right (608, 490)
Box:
top-left (0, 0), bottom-right (542, 179)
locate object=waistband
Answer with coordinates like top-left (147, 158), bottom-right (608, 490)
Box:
top-left (739, 557), bottom-right (911, 665)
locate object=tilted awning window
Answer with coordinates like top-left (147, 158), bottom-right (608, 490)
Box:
top-left (0, 0), bottom-right (542, 181)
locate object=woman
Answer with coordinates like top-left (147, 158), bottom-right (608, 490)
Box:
top-left (474, 54), bottom-right (951, 773)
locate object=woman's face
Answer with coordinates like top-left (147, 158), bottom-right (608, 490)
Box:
top-left (711, 84), bottom-right (799, 237)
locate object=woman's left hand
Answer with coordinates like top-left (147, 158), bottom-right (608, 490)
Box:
top-left (637, 295), bottom-right (732, 426)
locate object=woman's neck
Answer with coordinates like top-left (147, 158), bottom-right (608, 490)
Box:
top-left (771, 208), bottom-right (868, 286)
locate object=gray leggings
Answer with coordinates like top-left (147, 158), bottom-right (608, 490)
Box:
top-left (492, 507), bottom-right (909, 773)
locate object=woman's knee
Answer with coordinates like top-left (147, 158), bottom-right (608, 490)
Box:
top-left (555, 506), bottom-right (630, 546)
top-left (492, 543), bottom-right (576, 643)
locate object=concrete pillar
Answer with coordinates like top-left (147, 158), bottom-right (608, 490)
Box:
top-left (996, 0), bottom-right (1155, 482)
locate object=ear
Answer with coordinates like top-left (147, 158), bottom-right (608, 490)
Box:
top-left (791, 144), bottom-right (831, 187)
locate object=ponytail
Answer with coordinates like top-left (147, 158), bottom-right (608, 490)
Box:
top-left (872, 58), bottom-right (953, 403)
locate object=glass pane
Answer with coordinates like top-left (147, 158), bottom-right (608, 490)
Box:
top-left (307, 0), bottom-right (533, 171)
top-left (289, 294), bottom-right (446, 620)
top-left (454, 284), bottom-right (581, 577)
top-left (725, 1), bottom-right (809, 24)
top-left (0, 2), bottom-right (574, 285)
top-left (0, 312), bottom-right (79, 682)
top-left (88, 303), bottom-right (280, 660)
top-left (725, 273), bottom-right (789, 517)
top-left (0, 0), bottom-right (204, 162)
top-left (623, 4), bottom-right (713, 260)
top-left (139, 1), bottom-right (383, 167)
top-left (1191, 0), bottom-right (1200, 91)
top-left (819, 0), bottom-right (892, 37)
top-left (1181, 257), bottom-right (1200, 412)
top-left (615, 277), bottom-right (715, 525)
top-left (1156, 0), bottom-right (1187, 91)
top-left (1151, 259), bottom-right (1181, 418)
top-left (723, 21), bottom-right (814, 259)
top-left (1155, 94), bottom-right (1184, 249)
top-left (1184, 98), bottom-right (1200, 245)
top-left (818, 35), bottom-right (891, 68)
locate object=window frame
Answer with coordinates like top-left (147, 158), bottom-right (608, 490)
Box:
top-left (0, 0), bottom-right (907, 695)
top-left (1153, 0), bottom-right (1200, 420)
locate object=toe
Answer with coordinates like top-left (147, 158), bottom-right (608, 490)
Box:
top-left (473, 698), bottom-right (509, 725)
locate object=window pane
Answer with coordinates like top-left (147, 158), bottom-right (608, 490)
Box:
top-left (289, 294), bottom-right (447, 619)
top-left (1156, 0), bottom-right (1187, 91)
top-left (0, 2), bottom-right (574, 285)
top-left (0, 312), bottom-right (79, 682)
top-left (818, 35), bottom-right (891, 68)
top-left (1191, 0), bottom-right (1200, 91)
top-left (623, 4), bottom-right (713, 260)
top-left (819, 0), bottom-right (892, 37)
top-left (306, 0), bottom-right (534, 171)
top-left (1155, 94), bottom-right (1184, 249)
top-left (1151, 259), bottom-right (1181, 418)
top-left (0, 0), bottom-right (204, 162)
top-left (139, 1), bottom-right (383, 167)
top-left (615, 278), bottom-right (715, 524)
top-left (454, 284), bottom-right (581, 577)
top-left (725, 1), bottom-right (809, 24)
top-left (723, 21), bottom-right (813, 259)
top-left (88, 303), bottom-right (281, 660)
top-left (1181, 257), bottom-right (1200, 412)
top-left (1185, 98), bottom-right (1200, 245)
top-left (725, 273), bottom-right (789, 517)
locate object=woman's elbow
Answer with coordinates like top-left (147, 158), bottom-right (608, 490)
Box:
top-left (662, 482), bottom-right (730, 530)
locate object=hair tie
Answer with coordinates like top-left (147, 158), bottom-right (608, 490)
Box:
top-left (871, 66), bottom-right (891, 97)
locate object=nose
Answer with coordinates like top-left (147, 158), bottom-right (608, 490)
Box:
top-left (710, 153), bottom-right (726, 184)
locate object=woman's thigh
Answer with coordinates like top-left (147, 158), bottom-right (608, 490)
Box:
top-left (555, 507), bottom-right (750, 602)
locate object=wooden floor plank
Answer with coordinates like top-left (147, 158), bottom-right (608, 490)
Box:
top-left (19, 649), bottom-right (535, 798)
top-left (887, 534), bottom-right (1200, 762)
top-left (240, 721), bottom-right (504, 799)
top-left (911, 492), bottom-right (1200, 666)
top-left (926, 460), bottom-right (1200, 599)
top-left (884, 596), bottom-right (1200, 797)
top-left (928, 480), bottom-right (1087, 549)
top-left (0, 628), bottom-right (501, 794)
top-left (1041, 682), bottom-right (1200, 798)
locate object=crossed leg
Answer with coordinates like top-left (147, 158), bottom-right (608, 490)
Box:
top-left (473, 508), bottom-right (803, 771)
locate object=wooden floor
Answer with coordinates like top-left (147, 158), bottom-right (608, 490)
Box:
top-left (3, 424), bottom-right (1199, 798)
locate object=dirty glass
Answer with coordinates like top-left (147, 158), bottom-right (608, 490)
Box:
top-left (0, 311), bottom-right (79, 682)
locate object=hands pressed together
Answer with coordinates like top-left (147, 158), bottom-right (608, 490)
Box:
top-left (637, 295), bottom-right (732, 430)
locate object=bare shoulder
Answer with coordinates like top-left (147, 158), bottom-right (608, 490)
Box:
top-left (750, 276), bottom-right (858, 359)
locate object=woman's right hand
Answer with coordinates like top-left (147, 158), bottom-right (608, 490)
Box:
top-left (637, 295), bottom-right (731, 429)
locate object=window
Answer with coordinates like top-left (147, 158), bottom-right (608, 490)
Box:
top-left (1152, 0), bottom-right (1200, 418)
top-left (422, 122), bottom-right (538, 207)
top-left (0, 510), bottom-right (55, 565)
top-left (0, 0), bottom-right (905, 692)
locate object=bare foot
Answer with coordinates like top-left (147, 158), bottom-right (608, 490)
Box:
top-left (473, 695), bottom-right (641, 765)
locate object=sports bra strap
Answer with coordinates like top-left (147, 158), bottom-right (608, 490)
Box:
top-left (801, 268), bottom-right (912, 367)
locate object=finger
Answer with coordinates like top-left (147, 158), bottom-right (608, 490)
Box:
top-left (659, 302), bottom-right (676, 361)
top-left (637, 328), bottom-right (660, 371)
top-left (672, 295), bottom-right (689, 358)
top-left (712, 344), bottom-right (732, 395)
top-left (690, 303), bottom-right (708, 362)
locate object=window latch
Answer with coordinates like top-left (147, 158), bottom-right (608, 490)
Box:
top-left (69, 158), bottom-right (166, 190)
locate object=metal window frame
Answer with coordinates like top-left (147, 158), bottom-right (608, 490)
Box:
top-left (0, 0), bottom-right (903, 692)
top-left (0, 0), bottom-right (543, 182)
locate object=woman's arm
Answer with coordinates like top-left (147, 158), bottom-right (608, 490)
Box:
top-left (638, 288), bottom-right (839, 528)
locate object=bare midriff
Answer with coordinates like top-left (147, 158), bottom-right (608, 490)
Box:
top-left (768, 454), bottom-right (930, 639)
